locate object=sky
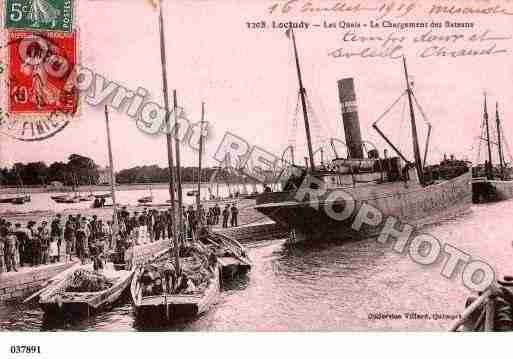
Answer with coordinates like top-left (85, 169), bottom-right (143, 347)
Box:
top-left (2, 0), bottom-right (513, 172)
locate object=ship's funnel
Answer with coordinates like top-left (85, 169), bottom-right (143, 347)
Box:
top-left (337, 78), bottom-right (364, 159)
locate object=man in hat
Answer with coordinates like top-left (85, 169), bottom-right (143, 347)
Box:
top-left (26, 221), bottom-right (37, 266)
top-left (39, 221), bottom-right (50, 265)
top-left (166, 208), bottom-right (173, 240)
top-left (29, 221), bottom-right (41, 266)
top-left (5, 223), bottom-right (17, 272)
top-left (90, 215), bottom-right (99, 242)
top-left (131, 212), bottom-right (140, 244)
top-left (50, 214), bottom-right (63, 261)
top-left (222, 204), bottom-right (230, 228)
top-left (0, 222), bottom-right (6, 273)
top-left (230, 203), bottom-right (239, 227)
top-left (64, 216), bottom-right (76, 263)
top-left (214, 203), bottom-right (221, 225)
top-left (76, 217), bottom-right (89, 264)
top-left (14, 223), bottom-right (28, 267)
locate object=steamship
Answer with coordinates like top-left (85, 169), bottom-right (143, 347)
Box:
top-left (254, 30), bottom-right (472, 243)
top-left (472, 95), bottom-right (513, 203)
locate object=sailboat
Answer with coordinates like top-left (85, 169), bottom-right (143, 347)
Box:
top-left (137, 182), bottom-right (154, 204)
top-left (254, 30), bottom-right (471, 243)
top-left (131, 94), bottom-right (220, 324)
top-left (2, 168), bottom-right (31, 205)
top-left (130, 4), bottom-right (219, 324)
top-left (472, 96), bottom-right (513, 203)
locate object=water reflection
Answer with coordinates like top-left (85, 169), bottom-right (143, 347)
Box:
top-left (1, 202), bottom-right (513, 331)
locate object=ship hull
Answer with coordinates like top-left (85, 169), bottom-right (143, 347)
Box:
top-left (255, 172), bottom-right (471, 243)
top-left (472, 178), bottom-right (513, 203)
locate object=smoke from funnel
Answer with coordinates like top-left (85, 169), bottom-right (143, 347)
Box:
top-left (337, 78), bottom-right (364, 159)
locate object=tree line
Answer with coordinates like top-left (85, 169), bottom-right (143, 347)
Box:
top-left (1, 154), bottom-right (99, 187)
top-left (0, 154), bottom-right (250, 187)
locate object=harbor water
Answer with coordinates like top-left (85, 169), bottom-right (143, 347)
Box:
top-left (1, 200), bottom-right (513, 331)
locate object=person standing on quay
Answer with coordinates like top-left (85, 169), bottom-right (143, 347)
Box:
top-left (76, 218), bottom-right (89, 265)
top-left (40, 221), bottom-right (50, 265)
top-left (0, 229), bottom-right (5, 274)
top-left (64, 218), bottom-right (75, 263)
top-left (26, 222), bottom-right (36, 266)
top-left (230, 204), bottom-right (239, 227)
top-left (5, 223), bottom-right (17, 272)
top-left (131, 212), bottom-right (139, 244)
top-left (222, 204), bottom-right (230, 228)
top-left (50, 214), bottom-right (63, 261)
top-left (31, 223), bottom-right (42, 266)
top-left (166, 208), bottom-right (173, 240)
top-left (214, 203), bottom-right (221, 225)
top-left (13, 224), bottom-right (24, 267)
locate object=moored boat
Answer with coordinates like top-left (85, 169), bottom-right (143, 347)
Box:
top-left (10, 195), bottom-right (31, 205)
top-left (137, 196), bottom-right (153, 204)
top-left (51, 194), bottom-right (69, 201)
top-left (472, 98), bottom-right (513, 203)
top-left (39, 264), bottom-right (134, 317)
top-left (450, 277), bottom-right (513, 332)
top-left (54, 195), bottom-right (81, 203)
top-left (199, 230), bottom-right (251, 279)
top-left (130, 245), bottom-right (220, 325)
top-left (255, 31), bottom-right (471, 244)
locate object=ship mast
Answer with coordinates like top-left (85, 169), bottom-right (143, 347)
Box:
top-left (196, 102), bottom-right (205, 211)
top-left (173, 90), bottom-right (185, 238)
top-left (402, 57), bottom-right (424, 185)
top-left (289, 29), bottom-right (315, 172)
top-left (495, 102), bottom-right (505, 179)
top-left (158, 3), bottom-right (180, 274)
top-left (483, 94), bottom-right (493, 180)
top-left (104, 106), bottom-right (119, 247)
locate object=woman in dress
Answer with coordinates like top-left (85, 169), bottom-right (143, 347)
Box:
top-left (48, 236), bottom-right (58, 263)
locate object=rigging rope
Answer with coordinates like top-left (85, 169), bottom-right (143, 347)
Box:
top-left (373, 91), bottom-right (407, 126)
top-left (287, 91), bottom-right (301, 160)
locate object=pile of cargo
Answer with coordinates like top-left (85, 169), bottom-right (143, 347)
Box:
top-left (64, 269), bottom-right (114, 293)
top-left (180, 254), bottom-right (213, 293)
top-left (140, 245), bottom-right (214, 295)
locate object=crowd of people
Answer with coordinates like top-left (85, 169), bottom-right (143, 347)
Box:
top-left (0, 202), bottom-right (241, 274)
top-left (0, 213), bottom-right (115, 273)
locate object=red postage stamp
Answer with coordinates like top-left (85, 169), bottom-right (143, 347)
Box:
top-left (7, 30), bottom-right (78, 115)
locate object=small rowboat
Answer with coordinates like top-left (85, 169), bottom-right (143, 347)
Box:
top-left (0, 195), bottom-right (31, 204)
top-left (39, 264), bottom-right (134, 317)
top-left (186, 190), bottom-right (199, 197)
top-left (53, 195), bottom-right (80, 203)
top-left (10, 195), bottom-right (31, 205)
top-left (78, 194), bottom-right (94, 202)
top-left (51, 195), bottom-right (69, 201)
top-left (137, 196), bottom-right (154, 204)
top-left (201, 230), bottom-right (251, 280)
top-left (130, 247), bottom-right (220, 325)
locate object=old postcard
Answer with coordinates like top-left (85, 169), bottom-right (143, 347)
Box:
top-left (0, 0), bottom-right (513, 344)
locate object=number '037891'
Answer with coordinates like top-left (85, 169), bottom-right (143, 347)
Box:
top-left (10, 346), bottom-right (41, 354)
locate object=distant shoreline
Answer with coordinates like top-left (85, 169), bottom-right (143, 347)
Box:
top-left (0, 182), bottom-right (219, 195)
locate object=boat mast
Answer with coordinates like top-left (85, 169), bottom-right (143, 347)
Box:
top-left (104, 106), bottom-right (120, 247)
top-left (289, 29), bottom-right (315, 171)
top-left (196, 102), bottom-right (205, 211)
top-left (158, 3), bottom-right (180, 274)
top-left (173, 90), bottom-right (184, 236)
top-left (330, 138), bottom-right (339, 158)
top-left (483, 94), bottom-right (493, 180)
top-left (402, 57), bottom-right (424, 185)
top-left (496, 102), bottom-right (504, 179)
